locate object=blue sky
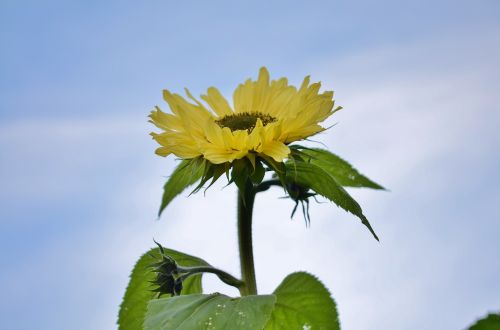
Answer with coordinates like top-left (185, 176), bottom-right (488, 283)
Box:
top-left (1, 1), bottom-right (499, 329)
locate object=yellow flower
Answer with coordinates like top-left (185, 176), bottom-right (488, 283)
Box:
top-left (149, 67), bottom-right (341, 165)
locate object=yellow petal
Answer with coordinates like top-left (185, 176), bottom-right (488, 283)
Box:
top-left (149, 106), bottom-right (183, 131)
top-left (233, 79), bottom-right (254, 113)
top-left (248, 119), bottom-right (263, 150)
top-left (154, 147), bottom-right (171, 157)
top-left (203, 147), bottom-right (247, 164)
top-left (261, 141), bottom-right (290, 162)
top-left (283, 124), bottom-right (324, 143)
top-left (221, 127), bottom-right (236, 149)
top-left (299, 75), bottom-right (311, 91)
top-left (204, 120), bottom-right (225, 146)
top-left (232, 130), bottom-right (249, 150)
top-left (201, 87), bottom-right (234, 117)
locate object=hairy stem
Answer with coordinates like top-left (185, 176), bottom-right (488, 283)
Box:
top-left (237, 180), bottom-right (257, 296)
top-left (255, 179), bottom-right (282, 192)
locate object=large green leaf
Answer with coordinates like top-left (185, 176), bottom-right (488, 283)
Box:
top-left (299, 148), bottom-right (384, 190)
top-left (118, 247), bottom-right (209, 330)
top-left (264, 272), bottom-right (340, 330)
top-left (159, 158), bottom-right (205, 216)
top-left (468, 313), bottom-right (500, 330)
top-left (286, 160), bottom-right (379, 240)
top-left (144, 293), bottom-right (276, 330)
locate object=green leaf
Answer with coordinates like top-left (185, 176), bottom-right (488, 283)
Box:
top-left (468, 313), bottom-right (500, 330)
top-left (144, 293), bottom-right (276, 330)
top-left (250, 160), bottom-right (266, 184)
top-left (159, 158), bottom-right (205, 216)
top-left (297, 147), bottom-right (385, 190)
top-left (286, 160), bottom-right (379, 240)
top-left (118, 247), bottom-right (209, 330)
top-left (264, 272), bottom-right (340, 330)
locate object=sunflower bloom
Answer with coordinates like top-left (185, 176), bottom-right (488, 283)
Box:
top-left (149, 67), bottom-right (340, 165)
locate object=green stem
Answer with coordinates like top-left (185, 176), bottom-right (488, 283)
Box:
top-left (177, 265), bottom-right (243, 289)
top-left (255, 179), bottom-right (282, 192)
top-left (237, 180), bottom-right (257, 296)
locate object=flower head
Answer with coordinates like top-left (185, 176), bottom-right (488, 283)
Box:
top-left (151, 69), bottom-right (382, 240)
top-left (149, 241), bottom-right (182, 296)
top-left (149, 67), bottom-right (340, 165)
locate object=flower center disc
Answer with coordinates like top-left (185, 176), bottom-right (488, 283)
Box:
top-left (215, 112), bottom-right (277, 132)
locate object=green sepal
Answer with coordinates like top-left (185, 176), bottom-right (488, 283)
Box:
top-left (231, 158), bottom-right (252, 192)
top-left (205, 163), bottom-right (230, 192)
top-left (261, 155), bottom-right (287, 190)
top-left (158, 158), bottom-right (205, 216)
top-left (190, 161), bottom-right (233, 194)
top-left (250, 159), bottom-right (266, 184)
top-left (191, 159), bottom-right (215, 194)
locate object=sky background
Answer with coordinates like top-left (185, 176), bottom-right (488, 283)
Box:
top-left (1, 0), bottom-right (500, 329)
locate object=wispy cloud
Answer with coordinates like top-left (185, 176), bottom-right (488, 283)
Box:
top-left (1, 14), bottom-right (499, 330)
